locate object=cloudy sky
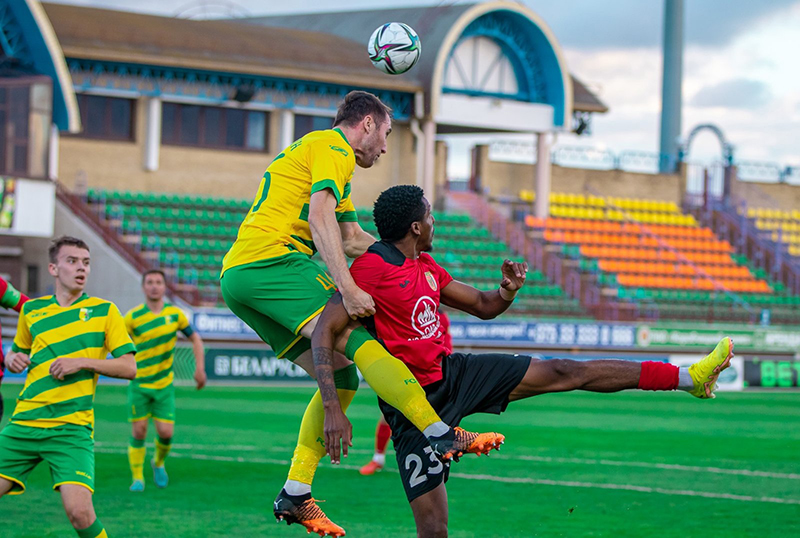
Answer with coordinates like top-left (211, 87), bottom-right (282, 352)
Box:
top-left (49, 0), bottom-right (800, 178)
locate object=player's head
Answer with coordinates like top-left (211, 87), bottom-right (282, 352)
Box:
top-left (333, 91), bottom-right (392, 169)
top-left (142, 269), bottom-right (167, 301)
top-left (373, 185), bottom-right (434, 251)
top-left (48, 236), bottom-right (91, 293)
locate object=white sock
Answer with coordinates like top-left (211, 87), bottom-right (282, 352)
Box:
top-left (283, 479), bottom-right (311, 496)
top-left (372, 453), bottom-right (386, 466)
top-left (677, 367), bottom-right (694, 390)
top-left (422, 421), bottom-right (450, 438)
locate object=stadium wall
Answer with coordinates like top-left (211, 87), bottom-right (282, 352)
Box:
top-left (21, 200), bottom-right (143, 311)
top-left (473, 145), bottom-right (686, 202)
top-left (730, 176), bottom-right (800, 211)
top-left (56, 98), bottom-right (421, 205)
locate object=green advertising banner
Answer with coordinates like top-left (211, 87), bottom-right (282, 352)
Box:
top-left (637, 325), bottom-right (800, 353)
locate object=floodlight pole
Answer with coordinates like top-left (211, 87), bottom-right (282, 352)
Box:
top-left (658, 0), bottom-right (684, 173)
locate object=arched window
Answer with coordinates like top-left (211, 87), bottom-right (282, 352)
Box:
top-left (444, 36), bottom-right (519, 97)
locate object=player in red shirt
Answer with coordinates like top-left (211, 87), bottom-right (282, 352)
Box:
top-left (359, 312), bottom-right (452, 476)
top-left (0, 277), bottom-right (29, 421)
top-left (311, 185), bottom-right (734, 536)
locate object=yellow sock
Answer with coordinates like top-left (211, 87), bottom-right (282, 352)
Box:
top-left (287, 365), bottom-right (358, 486)
top-left (347, 327), bottom-right (441, 433)
top-left (154, 436), bottom-right (172, 466)
top-left (128, 437), bottom-right (145, 481)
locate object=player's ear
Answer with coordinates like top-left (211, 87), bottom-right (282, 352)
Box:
top-left (410, 221), bottom-right (422, 237)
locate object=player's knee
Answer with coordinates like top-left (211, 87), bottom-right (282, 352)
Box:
top-left (65, 503), bottom-right (95, 529)
top-left (132, 421), bottom-right (148, 439)
top-left (417, 520), bottom-right (448, 538)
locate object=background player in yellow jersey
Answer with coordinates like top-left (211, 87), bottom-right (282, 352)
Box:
top-left (221, 91), bottom-right (494, 536)
top-left (0, 236), bottom-right (137, 538)
top-left (124, 269), bottom-right (206, 492)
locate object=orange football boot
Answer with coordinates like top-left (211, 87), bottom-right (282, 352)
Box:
top-left (274, 492), bottom-right (345, 537)
top-left (430, 427), bottom-right (504, 462)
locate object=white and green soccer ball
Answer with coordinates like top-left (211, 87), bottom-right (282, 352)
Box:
top-left (367, 22), bottom-right (421, 75)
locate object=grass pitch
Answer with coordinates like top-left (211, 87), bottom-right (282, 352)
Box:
top-left (2, 383), bottom-right (799, 537)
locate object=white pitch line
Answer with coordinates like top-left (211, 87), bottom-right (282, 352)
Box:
top-left (92, 448), bottom-right (800, 506)
top-left (512, 455), bottom-right (800, 480)
top-left (449, 473), bottom-right (800, 506)
top-left (94, 442), bottom-right (800, 480)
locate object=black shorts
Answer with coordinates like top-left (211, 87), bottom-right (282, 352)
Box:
top-left (378, 352), bottom-right (531, 502)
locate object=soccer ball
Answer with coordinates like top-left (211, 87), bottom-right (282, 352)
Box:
top-left (367, 22), bottom-right (421, 75)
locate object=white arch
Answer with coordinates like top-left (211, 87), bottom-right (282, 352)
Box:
top-left (429, 0), bottom-right (573, 131)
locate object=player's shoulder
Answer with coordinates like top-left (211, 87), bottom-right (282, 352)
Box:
top-left (362, 241), bottom-right (407, 267)
top-left (21, 295), bottom-right (54, 315)
top-left (163, 303), bottom-right (187, 316)
top-left (124, 303), bottom-right (147, 320)
top-left (419, 252), bottom-right (446, 269)
top-left (306, 130), bottom-right (353, 158)
top-left (82, 296), bottom-right (121, 313)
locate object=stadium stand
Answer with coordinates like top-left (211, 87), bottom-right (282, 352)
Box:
top-left (743, 207), bottom-right (800, 258)
top-left (86, 188), bottom-right (585, 317)
top-left (523, 192), bottom-right (800, 324)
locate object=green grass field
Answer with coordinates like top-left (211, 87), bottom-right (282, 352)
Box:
top-left (2, 383), bottom-right (799, 537)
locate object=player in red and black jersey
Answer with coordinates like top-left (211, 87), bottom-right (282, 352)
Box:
top-left (311, 185), bottom-right (734, 536)
top-left (0, 277), bottom-right (29, 421)
top-left (359, 312), bottom-right (452, 476)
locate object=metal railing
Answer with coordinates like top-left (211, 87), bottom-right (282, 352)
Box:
top-left (487, 141), bottom-right (797, 182)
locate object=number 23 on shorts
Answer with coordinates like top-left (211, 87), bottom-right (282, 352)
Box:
top-left (405, 446), bottom-right (445, 488)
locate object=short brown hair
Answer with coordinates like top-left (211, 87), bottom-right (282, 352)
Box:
top-left (333, 91), bottom-right (392, 128)
top-left (142, 269), bottom-right (166, 285)
top-left (48, 236), bottom-right (90, 263)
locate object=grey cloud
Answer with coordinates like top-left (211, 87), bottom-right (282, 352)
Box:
top-left (528, 0), bottom-right (800, 49)
top-left (44, 0), bottom-right (800, 50)
top-left (690, 78), bottom-right (772, 109)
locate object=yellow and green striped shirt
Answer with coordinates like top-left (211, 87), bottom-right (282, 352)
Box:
top-left (10, 294), bottom-right (135, 430)
top-left (221, 128), bottom-right (358, 276)
top-left (124, 303), bottom-right (193, 390)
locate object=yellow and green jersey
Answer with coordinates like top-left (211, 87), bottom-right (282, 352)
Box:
top-left (124, 303), bottom-right (193, 390)
top-left (10, 294), bottom-right (135, 430)
top-left (221, 128), bottom-right (358, 276)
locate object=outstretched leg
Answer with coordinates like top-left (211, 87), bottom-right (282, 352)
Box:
top-left (510, 338), bottom-right (733, 401)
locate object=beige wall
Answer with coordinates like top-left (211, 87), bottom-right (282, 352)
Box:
top-left (473, 145), bottom-right (686, 203)
top-left (730, 173), bottom-right (800, 211)
top-left (57, 97), bottom-right (423, 207)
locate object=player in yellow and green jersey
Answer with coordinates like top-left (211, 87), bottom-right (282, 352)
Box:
top-left (124, 269), bottom-right (206, 492)
top-left (220, 91), bottom-right (495, 536)
top-left (0, 236), bottom-right (137, 538)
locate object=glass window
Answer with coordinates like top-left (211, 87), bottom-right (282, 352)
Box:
top-left (179, 105), bottom-right (200, 145)
top-left (293, 114), bottom-right (333, 140)
top-left (161, 103), bottom-right (177, 143)
top-left (74, 94), bottom-right (135, 141)
top-left (160, 103), bottom-right (268, 152)
top-left (204, 107), bottom-right (222, 146)
top-left (225, 109), bottom-right (245, 147)
top-left (246, 111), bottom-right (266, 150)
top-left (110, 98), bottom-right (132, 139)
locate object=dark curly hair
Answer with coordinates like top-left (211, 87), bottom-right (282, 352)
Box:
top-left (373, 185), bottom-right (427, 242)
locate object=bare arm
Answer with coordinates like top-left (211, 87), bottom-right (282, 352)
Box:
top-left (189, 332), bottom-right (207, 390)
top-left (311, 292), bottom-right (354, 464)
top-left (309, 189), bottom-right (375, 318)
top-left (339, 220), bottom-right (376, 259)
top-left (50, 353), bottom-right (137, 381)
top-left (441, 259), bottom-right (528, 320)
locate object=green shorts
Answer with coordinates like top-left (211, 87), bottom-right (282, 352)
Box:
top-left (220, 254), bottom-right (337, 361)
top-left (128, 383), bottom-right (176, 423)
top-left (0, 423), bottom-right (95, 495)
